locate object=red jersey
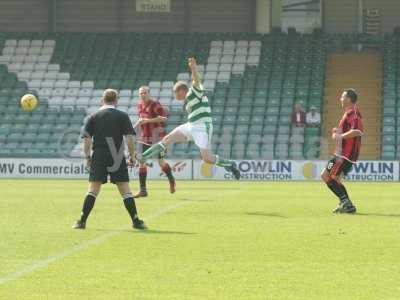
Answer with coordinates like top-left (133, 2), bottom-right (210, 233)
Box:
top-left (137, 99), bottom-right (168, 145)
top-left (335, 105), bottom-right (364, 163)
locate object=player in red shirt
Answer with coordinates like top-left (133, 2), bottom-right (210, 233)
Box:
top-left (133, 86), bottom-right (175, 198)
top-left (321, 89), bottom-right (364, 214)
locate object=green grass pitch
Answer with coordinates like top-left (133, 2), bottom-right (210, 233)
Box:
top-left (0, 180), bottom-right (399, 300)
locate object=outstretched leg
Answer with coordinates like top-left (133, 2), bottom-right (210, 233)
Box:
top-left (140, 129), bottom-right (188, 163)
top-left (200, 149), bottom-right (241, 180)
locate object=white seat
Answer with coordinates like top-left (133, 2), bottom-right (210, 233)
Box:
top-left (203, 80), bottom-right (216, 90)
top-left (234, 55), bottom-right (247, 64)
top-left (249, 48), bottom-right (261, 56)
top-left (15, 47), bottom-right (29, 55)
top-left (149, 81), bottom-right (161, 89)
top-left (28, 47), bottom-right (42, 55)
top-left (210, 48), bottom-right (222, 55)
top-left (28, 80), bottom-right (42, 89)
top-left (52, 88), bottom-right (66, 97)
top-left (5, 40), bottom-right (17, 47)
top-left (236, 48), bottom-right (248, 55)
top-left (18, 40), bottom-right (30, 47)
top-left (41, 80), bottom-right (55, 88)
top-left (43, 40), bottom-right (56, 47)
top-left (247, 56), bottom-right (260, 65)
top-left (34, 63), bottom-right (48, 71)
top-left (11, 55), bottom-right (25, 63)
top-left (128, 107), bottom-right (138, 115)
top-left (30, 71), bottom-right (45, 80)
top-left (18, 71), bottom-right (32, 80)
top-left (68, 81), bottom-right (81, 88)
top-left (159, 89), bottom-right (172, 97)
top-left (119, 90), bottom-right (132, 97)
top-left (21, 63), bottom-right (35, 71)
top-left (54, 80), bottom-right (68, 88)
top-left (2, 46), bottom-right (15, 55)
top-left (49, 96), bottom-right (64, 106)
top-left (177, 73), bottom-right (190, 81)
top-left (211, 41), bottom-right (223, 48)
top-left (232, 64), bottom-right (246, 74)
top-left (92, 90), bottom-right (103, 97)
top-left (57, 73), bottom-right (70, 80)
top-left (66, 88), bottom-right (79, 97)
top-left (217, 72), bottom-right (230, 82)
top-left (41, 47), bottom-right (54, 55)
top-left (63, 98), bottom-right (76, 106)
top-left (76, 97), bottom-right (90, 106)
top-left (162, 81), bottom-right (174, 89)
top-left (223, 48), bottom-right (235, 55)
top-left (150, 89), bottom-right (160, 97)
top-left (223, 41), bottom-right (236, 49)
top-left (206, 64), bottom-right (219, 72)
top-left (81, 81), bottom-right (94, 89)
top-left (158, 97), bottom-right (171, 106)
top-left (220, 55), bottom-right (234, 64)
top-left (204, 72), bottom-right (218, 80)
top-left (7, 63), bottom-right (21, 72)
top-left (37, 55), bottom-right (52, 63)
top-left (31, 40), bottom-right (43, 47)
top-left (0, 56), bottom-right (11, 63)
top-left (207, 56), bottom-right (221, 64)
top-left (118, 98), bottom-right (130, 106)
top-left (78, 89), bottom-right (92, 97)
top-left (219, 64), bottom-right (232, 72)
top-left (24, 55), bottom-right (38, 63)
top-left (237, 40), bottom-right (249, 47)
top-left (39, 88), bottom-right (52, 97)
top-left (47, 64), bottom-right (60, 72)
top-left (43, 72), bottom-right (58, 80)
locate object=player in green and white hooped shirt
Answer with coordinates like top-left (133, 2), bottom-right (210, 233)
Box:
top-left (140, 58), bottom-right (240, 180)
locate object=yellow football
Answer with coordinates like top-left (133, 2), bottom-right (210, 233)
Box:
top-left (20, 94), bottom-right (38, 112)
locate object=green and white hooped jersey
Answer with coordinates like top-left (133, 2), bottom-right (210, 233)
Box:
top-left (185, 84), bottom-right (212, 124)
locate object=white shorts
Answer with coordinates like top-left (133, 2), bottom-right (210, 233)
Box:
top-left (172, 122), bottom-right (213, 150)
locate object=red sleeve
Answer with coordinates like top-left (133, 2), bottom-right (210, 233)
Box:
top-left (154, 102), bottom-right (167, 117)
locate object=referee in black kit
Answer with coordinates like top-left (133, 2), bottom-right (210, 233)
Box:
top-left (73, 89), bottom-right (147, 230)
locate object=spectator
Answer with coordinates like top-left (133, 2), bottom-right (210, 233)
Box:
top-left (291, 102), bottom-right (306, 127)
top-left (306, 106), bottom-right (321, 127)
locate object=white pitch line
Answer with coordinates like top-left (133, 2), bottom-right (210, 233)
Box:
top-left (0, 201), bottom-right (192, 286)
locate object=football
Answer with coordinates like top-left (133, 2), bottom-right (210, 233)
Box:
top-left (20, 94), bottom-right (38, 112)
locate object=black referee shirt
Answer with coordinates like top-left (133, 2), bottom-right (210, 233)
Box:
top-left (81, 105), bottom-right (135, 154)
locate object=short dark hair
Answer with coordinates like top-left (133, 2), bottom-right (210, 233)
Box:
top-left (344, 89), bottom-right (358, 103)
top-left (102, 89), bottom-right (118, 104)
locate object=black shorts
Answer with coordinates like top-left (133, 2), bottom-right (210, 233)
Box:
top-left (326, 156), bottom-right (354, 177)
top-left (89, 151), bottom-right (129, 184)
top-left (138, 143), bottom-right (164, 159)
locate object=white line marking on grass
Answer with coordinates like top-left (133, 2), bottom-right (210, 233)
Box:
top-left (0, 201), bottom-right (191, 286)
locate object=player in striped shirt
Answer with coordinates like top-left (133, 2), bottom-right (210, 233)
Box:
top-left (321, 89), bottom-right (364, 214)
top-left (140, 58), bottom-right (240, 179)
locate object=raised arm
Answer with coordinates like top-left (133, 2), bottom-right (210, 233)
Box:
top-left (188, 57), bottom-right (201, 89)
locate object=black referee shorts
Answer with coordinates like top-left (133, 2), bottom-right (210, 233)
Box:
top-left (326, 156), bottom-right (354, 177)
top-left (89, 151), bottom-right (129, 184)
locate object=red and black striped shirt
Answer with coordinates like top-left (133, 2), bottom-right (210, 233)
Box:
top-left (335, 105), bottom-right (364, 163)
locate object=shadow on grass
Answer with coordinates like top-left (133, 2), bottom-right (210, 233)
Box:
top-left (355, 213), bottom-right (400, 218)
top-left (246, 212), bottom-right (288, 219)
top-left (94, 228), bottom-right (197, 235)
top-left (180, 198), bottom-right (213, 202)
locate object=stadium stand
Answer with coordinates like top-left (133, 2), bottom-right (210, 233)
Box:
top-left (0, 32), bottom-right (326, 159)
top-left (382, 34), bottom-right (399, 159)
